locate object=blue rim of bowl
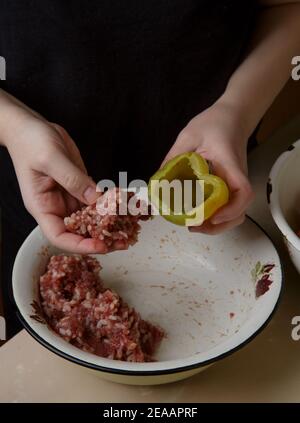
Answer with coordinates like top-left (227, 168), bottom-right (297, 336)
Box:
top-left (15, 215), bottom-right (284, 377)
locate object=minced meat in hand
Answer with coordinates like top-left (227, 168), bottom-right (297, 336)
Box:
top-left (64, 188), bottom-right (151, 250)
top-left (39, 255), bottom-right (164, 362)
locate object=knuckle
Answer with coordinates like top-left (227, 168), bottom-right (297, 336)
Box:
top-left (35, 150), bottom-right (53, 170)
top-left (177, 128), bottom-right (194, 144)
top-left (242, 182), bottom-right (255, 201)
top-left (23, 200), bottom-right (35, 216)
top-left (35, 151), bottom-right (50, 170)
top-left (51, 122), bottom-right (61, 129)
top-left (238, 215), bottom-right (246, 225)
top-left (50, 122), bottom-right (64, 134)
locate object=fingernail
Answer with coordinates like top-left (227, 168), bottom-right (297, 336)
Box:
top-left (211, 217), bottom-right (224, 225)
top-left (94, 241), bottom-right (108, 254)
top-left (83, 186), bottom-right (97, 204)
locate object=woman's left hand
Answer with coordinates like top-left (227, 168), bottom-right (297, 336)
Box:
top-left (162, 100), bottom-right (255, 234)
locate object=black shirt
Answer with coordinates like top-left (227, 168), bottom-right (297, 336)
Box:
top-left (0, 0), bottom-right (257, 230)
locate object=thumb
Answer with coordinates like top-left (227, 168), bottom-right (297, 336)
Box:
top-left (161, 131), bottom-right (195, 168)
top-left (46, 150), bottom-right (98, 205)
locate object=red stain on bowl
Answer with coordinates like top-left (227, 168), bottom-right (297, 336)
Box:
top-left (255, 264), bottom-right (275, 298)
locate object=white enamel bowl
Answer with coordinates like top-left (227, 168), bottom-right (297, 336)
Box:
top-left (268, 139), bottom-right (300, 274)
top-left (13, 216), bottom-right (282, 385)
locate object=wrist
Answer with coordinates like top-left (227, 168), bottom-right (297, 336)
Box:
top-left (213, 94), bottom-right (257, 142)
top-left (0, 92), bottom-right (33, 149)
top-left (0, 91), bottom-right (18, 147)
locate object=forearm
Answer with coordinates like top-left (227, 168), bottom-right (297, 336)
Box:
top-left (0, 88), bottom-right (44, 147)
top-left (218, 1), bottom-right (300, 139)
top-left (0, 89), bottom-right (18, 146)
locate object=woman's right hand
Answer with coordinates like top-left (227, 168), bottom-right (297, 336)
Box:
top-left (0, 90), bottom-right (110, 253)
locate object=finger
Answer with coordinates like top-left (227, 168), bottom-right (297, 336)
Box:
top-left (161, 130), bottom-right (197, 168)
top-left (208, 162), bottom-right (254, 224)
top-left (40, 149), bottom-right (98, 205)
top-left (109, 239), bottom-right (129, 251)
top-left (211, 178), bottom-right (254, 224)
top-left (189, 214), bottom-right (245, 235)
top-left (37, 213), bottom-right (109, 254)
top-left (64, 192), bottom-right (81, 215)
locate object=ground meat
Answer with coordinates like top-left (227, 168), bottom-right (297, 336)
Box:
top-left (39, 255), bottom-right (164, 362)
top-left (64, 188), bottom-right (150, 249)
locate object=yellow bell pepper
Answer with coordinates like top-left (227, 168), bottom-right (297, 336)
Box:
top-left (148, 152), bottom-right (229, 226)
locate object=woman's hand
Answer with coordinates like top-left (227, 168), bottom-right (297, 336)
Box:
top-left (162, 100), bottom-right (255, 234)
top-left (0, 92), bottom-right (111, 253)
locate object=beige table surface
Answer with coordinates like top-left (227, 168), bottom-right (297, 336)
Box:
top-left (1, 120), bottom-right (300, 403)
